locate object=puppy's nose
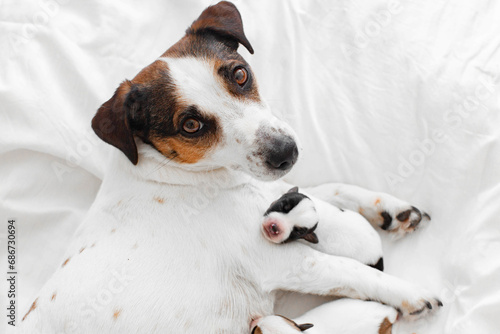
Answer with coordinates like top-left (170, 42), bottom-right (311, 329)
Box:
top-left (265, 137), bottom-right (298, 171)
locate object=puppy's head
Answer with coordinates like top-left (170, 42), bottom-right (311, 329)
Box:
top-left (92, 1), bottom-right (298, 181)
top-left (250, 315), bottom-right (313, 334)
top-left (262, 187), bottom-right (319, 244)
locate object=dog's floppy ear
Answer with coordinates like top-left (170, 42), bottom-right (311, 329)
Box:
top-left (189, 1), bottom-right (254, 54)
top-left (91, 80), bottom-right (138, 165)
top-left (297, 323), bottom-right (314, 331)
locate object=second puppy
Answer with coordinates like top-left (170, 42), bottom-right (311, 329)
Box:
top-left (262, 187), bottom-right (384, 271)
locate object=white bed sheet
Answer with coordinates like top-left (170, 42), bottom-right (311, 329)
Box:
top-left (1, 0), bottom-right (499, 333)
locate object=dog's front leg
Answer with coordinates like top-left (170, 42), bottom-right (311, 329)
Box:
top-left (302, 183), bottom-right (430, 237)
top-left (261, 243), bottom-right (441, 319)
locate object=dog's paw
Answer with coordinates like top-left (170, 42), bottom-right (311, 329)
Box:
top-left (379, 205), bottom-right (430, 237)
top-left (397, 294), bottom-right (443, 320)
top-left (360, 195), bottom-right (430, 238)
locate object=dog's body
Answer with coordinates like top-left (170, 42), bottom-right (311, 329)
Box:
top-left (20, 147), bottom-right (431, 334)
top-left (20, 2), bottom-right (441, 333)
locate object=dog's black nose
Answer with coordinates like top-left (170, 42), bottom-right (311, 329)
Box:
top-left (265, 137), bottom-right (298, 171)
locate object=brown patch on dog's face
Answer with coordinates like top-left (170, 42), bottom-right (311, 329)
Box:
top-left (51, 293), bottom-right (56, 301)
top-left (22, 298), bottom-right (38, 321)
top-left (123, 60), bottom-right (222, 165)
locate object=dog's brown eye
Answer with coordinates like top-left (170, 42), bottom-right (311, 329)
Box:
top-left (234, 67), bottom-right (248, 86)
top-left (182, 118), bottom-right (202, 133)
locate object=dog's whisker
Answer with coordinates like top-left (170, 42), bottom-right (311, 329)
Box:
top-left (144, 153), bottom-right (178, 177)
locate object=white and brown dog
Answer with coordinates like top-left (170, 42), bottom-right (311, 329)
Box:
top-left (20, 2), bottom-right (441, 333)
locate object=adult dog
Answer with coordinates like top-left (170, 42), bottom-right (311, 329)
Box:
top-left (20, 2), bottom-right (441, 333)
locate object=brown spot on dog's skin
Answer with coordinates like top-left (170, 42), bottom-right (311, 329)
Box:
top-left (113, 309), bottom-right (122, 320)
top-left (358, 207), bottom-right (364, 215)
top-left (22, 298), bottom-right (38, 321)
top-left (374, 198), bottom-right (381, 206)
top-left (154, 197), bottom-right (165, 204)
top-left (378, 317), bottom-right (393, 334)
top-left (91, 243), bottom-right (96, 248)
top-left (111, 229), bottom-right (116, 234)
top-left (51, 293), bottom-right (56, 301)
top-left (61, 257), bottom-right (70, 267)
top-left (79, 247), bottom-right (86, 253)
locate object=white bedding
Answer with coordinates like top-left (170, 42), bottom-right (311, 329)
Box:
top-left (1, 0), bottom-right (499, 333)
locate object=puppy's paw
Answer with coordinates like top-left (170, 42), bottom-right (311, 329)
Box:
top-left (380, 205), bottom-right (430, 238)
top-left (361, 195), bottom-right (430, 238)
top-left (396, 291), bottom-right (443, 320)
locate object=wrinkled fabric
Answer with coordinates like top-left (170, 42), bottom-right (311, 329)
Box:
top-left (1, 0), bottom-right (499, 333)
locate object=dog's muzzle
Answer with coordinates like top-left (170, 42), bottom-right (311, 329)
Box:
top-left (262, 135), bottom-right (298, 172)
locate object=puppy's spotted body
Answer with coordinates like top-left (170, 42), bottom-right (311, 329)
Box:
top-left (20, 2), bottom-right (440, 333)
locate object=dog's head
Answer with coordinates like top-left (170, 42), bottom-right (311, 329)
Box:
top-left (250, 315), bottom-right (313, 334)
top-left (262, 187), bottom-right (319, 244)
top-left (92, 1), bottom-right (298, 181)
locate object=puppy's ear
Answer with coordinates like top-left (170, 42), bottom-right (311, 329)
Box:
top-left (302, 232), bottom-right (318, 244)
top-left (189, 1), bottom-right (254, 54)
top-left (303, 223), bottom-right (319, 244)
top-left (92, 80), bottom-right (138, 165)
top-left (297, 323), bottom-right (314, 331)
top-left (287, 187), bottom-right (299, 194)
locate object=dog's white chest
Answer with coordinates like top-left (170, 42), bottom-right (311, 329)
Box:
top-left (22, 175), bottom-right (281, 333)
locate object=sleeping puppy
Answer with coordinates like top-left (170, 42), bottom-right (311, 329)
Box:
top-left (250, 298), bottom-right (398, 334)
top-left (262, 187), bottom-right (384, 271)
top-left (262, 187), bottom-right (319, 245)
top-left (257, 190), bottom-right (398, 333)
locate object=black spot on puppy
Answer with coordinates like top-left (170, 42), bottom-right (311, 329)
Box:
top-left (369, 257), bottom-right (384, 272)
top-left (264, 189), bottom-right (309, 216)
top-left (380, 212), bottom-right (392, 230)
